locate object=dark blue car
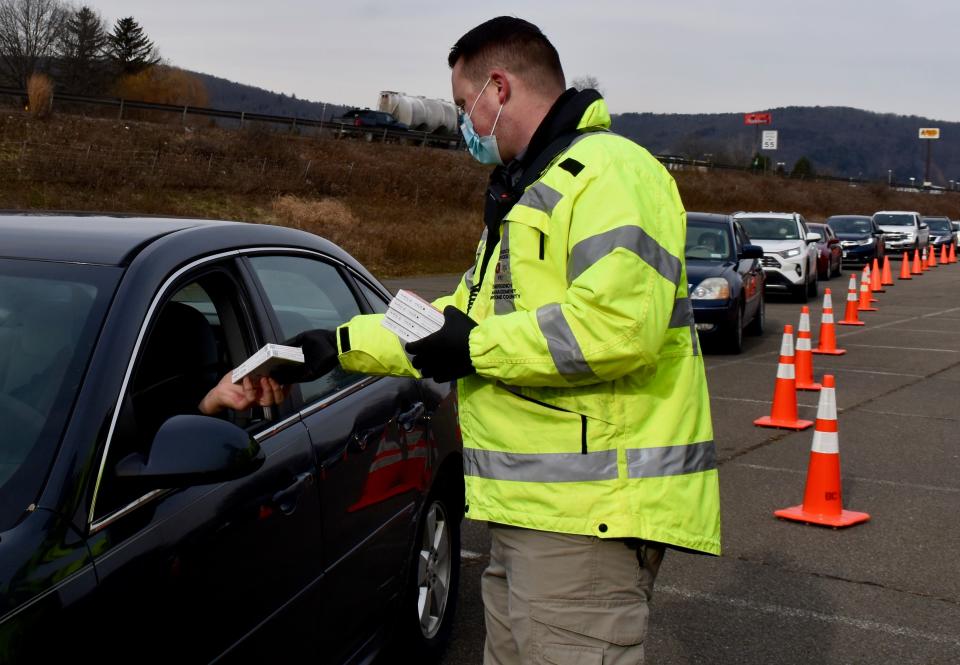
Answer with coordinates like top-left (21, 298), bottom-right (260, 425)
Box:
top-left (685, 213), bottom-right (766, 353)
top-left (826, 215), bottom-right (886, 265)
top-left (0, 215), bottom-right (463, 663)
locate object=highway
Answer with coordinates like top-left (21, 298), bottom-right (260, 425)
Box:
top-left (385, 259), bottom-right (960, 664)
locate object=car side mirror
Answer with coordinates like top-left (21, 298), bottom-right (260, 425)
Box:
top-left (806, 232), bottom-right (822, 242)
top-left (739, 244), bottom-right (764, 260)
top-left (920, 223), bottom-right (928, 230)
top-left (115, 415), bottom-right (264, 488)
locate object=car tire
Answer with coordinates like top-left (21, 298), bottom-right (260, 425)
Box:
top-left (395, 479), bottom-right (461, 662)
top-left (745, 294), bottom-right (765, 336)
top-left (793, 276), bottom-right (809, 303)
top-left (721, 305), bottom-right (744, 354)
top-left (807, 271), bottom-right (818, 298)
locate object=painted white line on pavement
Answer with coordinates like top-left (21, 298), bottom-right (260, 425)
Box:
top-left (856, 408), bottom-right (959, 422)
top-left (733, 463), bottom-right (960, 494)
top-left (711, 396), bottom-right (818, 409)
top-left (874, 328), bottom-right (960, 335)
top-left (844, 344), bottom-right (958, 353)
top-left (656, 585), bottom-right (960, 647)
top-left (736, 361), bottom-right (924, 379)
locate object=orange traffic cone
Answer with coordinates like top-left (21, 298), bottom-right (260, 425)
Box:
top-left (754, 325), bottom-right (814, 431)
top-left (949, 243), bottom-right (957, 264)
top-left (795, 307), bottom-right (821, 391)
top-left (838, 274), bottom-right (864, 326)
top-left (880, 256), bottom-right (894, 286)
top-left (941, 244), bottom-right (949, 264)
top-left (912, 249), bottom-right (923, 275)
top-left (899, 252), bottom-right (912, 280)
top-left (814, 289), bottom-right (846, 355)
top-left (774, 375), bottom-right (870, 528)
top-left (858, 269), bottom-right (877, 312)
top-left (870, 258), bottom-right (885, 292)
top-left (929, 245), bottom-right (938, 268)
top-left (921, 248), bottom-right (930, 272)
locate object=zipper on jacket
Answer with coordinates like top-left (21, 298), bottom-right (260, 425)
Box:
top-left (505, 386), bottom-right (589, 454)
top-left (538, 231), bottom-right (545, 260)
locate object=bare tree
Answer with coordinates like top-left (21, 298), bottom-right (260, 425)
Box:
top-left (571, 75), bottom-right (602, 93)
top-left (0, 0), bottom-right (68, 88)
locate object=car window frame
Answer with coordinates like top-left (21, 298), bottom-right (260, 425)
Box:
top-left (87, 247), bottom-right (386, 533)
top-left (238, 250), bottom-right (392, 418)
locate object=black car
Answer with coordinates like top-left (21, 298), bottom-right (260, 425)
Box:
top-left (0, 215), bottom-right (462, 663)
top-left (685, 213), bottom-right (766, 353)
top-left (922, 217), bottom-right (956, 254)
top-left (826, 215), bottom-right (885, 265)
top-left (336, 109), bottom-right (409, 131)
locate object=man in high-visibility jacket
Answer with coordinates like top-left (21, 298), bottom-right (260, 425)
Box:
top-left (288, 16), bottom-right (720, 664)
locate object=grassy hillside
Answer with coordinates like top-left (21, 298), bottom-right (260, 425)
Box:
top-left (0, 112), bottom-right (957, 277)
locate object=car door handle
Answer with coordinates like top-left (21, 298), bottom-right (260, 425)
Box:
top-left (398, 401), bottom-right (426, 432)
top-left (272, 472), bottom-right (314, 515)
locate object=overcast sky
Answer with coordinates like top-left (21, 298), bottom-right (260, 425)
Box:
top-left (92, 0), bottom-right (960, 122)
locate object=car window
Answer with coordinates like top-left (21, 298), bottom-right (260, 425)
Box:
top-left (685, 221), bottom-right (733, 260)
top-left (0, 259), bottom-right (118, 531)
top-left (95, 268), bottom-right (260, 519)
top-left (356, 279), bottom-right (390, 314)
top-left (738, 217), bottom-right (801, 240)
top-left (248, 256), bottom-right (366, 403)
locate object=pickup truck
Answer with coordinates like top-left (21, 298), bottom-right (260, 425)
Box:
top-left (872, 211), bottom-right (929, 254)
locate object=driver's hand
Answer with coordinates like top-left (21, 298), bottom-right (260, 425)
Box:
top-left (198, 372), bottom-right (290, 415)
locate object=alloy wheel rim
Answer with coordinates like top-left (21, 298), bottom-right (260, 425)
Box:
top-left (417, 501), bottom-right (451, 639)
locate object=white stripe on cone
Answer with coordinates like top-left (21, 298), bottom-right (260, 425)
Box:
top-left (777, 363), bottom-right (796, 380)
top-left (811, 429), bottom-right (839, 454)
top-left (780, 331), bottom-right (795, 356)
top-left (796, 337), bottom-right (812, 351)
top-left (823, 312), bottom-right (834, 324)
top-left (823, 291), bottom-right (834, 309)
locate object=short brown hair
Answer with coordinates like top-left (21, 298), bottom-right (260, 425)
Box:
top-left (448, 17), bottom-right (565, 94)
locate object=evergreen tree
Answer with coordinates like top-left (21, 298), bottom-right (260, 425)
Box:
top-left (107, 16), bottom-right (159, 76)
top-left (792, 156), bottom-right (816, 178)
top-left (56, 6), bottom-right (109, 93)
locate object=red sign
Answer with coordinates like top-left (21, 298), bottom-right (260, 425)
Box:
top-left (744, 113), bottom-right (772, 125)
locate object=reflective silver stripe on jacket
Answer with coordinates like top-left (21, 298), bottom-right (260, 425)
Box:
top-left (464, 448), bottom-right (618, 482)
top-left (536, 303), bottom-right (598, 381)
top-left (568, 225), bottom-right (682, 286)
top-left (626, 440), bottom-right (716, 478)
top-left (668, 297), bottom-right (700, 356)
top-left (463, 440), bottom-right (716, 483)
top-left (668, 298), bottom-right (694, 328)
top-left (494, 223), bottom-right (515, 314)
top-left (516, 181), bottom-right (563, 216)
top-left (463, 263), bottom-right (476, 290)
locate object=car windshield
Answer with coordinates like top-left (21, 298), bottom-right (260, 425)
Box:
top-left (808, 225), bottom-right (827, 239)
top-left (685, 221), bottom-right (734, 260)
top-left (828, 217), bottom-right (872, 234)
top-left (738, 217), bottom-right (800, 240)
top-left (0, 259), bottom-right (118, 530)
top-left (924, 219), bottom-right (952, 233)
top-left (874, 213), bottom-right (914, 226)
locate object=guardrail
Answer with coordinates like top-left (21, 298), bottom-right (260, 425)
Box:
top-left (0, 86), bottom-right (463, 150)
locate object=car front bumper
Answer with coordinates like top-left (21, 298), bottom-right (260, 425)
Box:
top-left (692, 299), bottom-right (738, 333)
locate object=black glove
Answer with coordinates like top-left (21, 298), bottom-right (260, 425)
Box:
top-left (270, 329), bottom-right (339, 384)
top-left (406, 306), bottom-right (478, 382)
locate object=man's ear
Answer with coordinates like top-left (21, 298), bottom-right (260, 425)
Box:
top-left (490, 69), bottom-right (511, 105)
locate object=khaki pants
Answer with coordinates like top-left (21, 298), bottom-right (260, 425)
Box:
top-left (482, 524), bottom-right (664, 665)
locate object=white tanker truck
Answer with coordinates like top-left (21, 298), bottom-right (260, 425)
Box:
top-left (377, 91), bottom-right (458, 135)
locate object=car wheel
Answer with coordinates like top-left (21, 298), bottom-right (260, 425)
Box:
top-left (721, 305), bottom-right (744, 354)
top-left (793, 276), bottom-right (809, 302)
top-left (807, 271), bottom-right (818, 298)
top-left (745, 294), bottom-right (765, 336)
top-left (397, 482), bottom-right (461, 661)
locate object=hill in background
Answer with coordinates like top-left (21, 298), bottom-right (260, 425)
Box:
top-left (194, 71), bottom-right (350, 121)
top-left (612, 106), bottom-right (959, 184)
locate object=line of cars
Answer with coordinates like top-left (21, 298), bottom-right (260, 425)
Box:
top-left (686, 209), bottom-right (960, 354)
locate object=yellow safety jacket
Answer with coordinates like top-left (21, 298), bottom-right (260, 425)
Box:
top-left (337, 94), bottom-right (721, 555)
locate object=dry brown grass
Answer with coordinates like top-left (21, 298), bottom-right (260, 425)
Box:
top-left (26, 74), bottom-right (53, 119)
top-left (0, 110), bottom-right (957, 277)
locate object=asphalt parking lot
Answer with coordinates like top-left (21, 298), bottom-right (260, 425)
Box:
top-left (386, 260), bottom-right (960, 664)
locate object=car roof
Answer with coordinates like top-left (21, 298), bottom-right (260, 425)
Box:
top-left (0, 214), bottom-right (231, 265)
top-left (827, 215), bottom-right (871, 220)
top-left (0, 214), bottom-right (366, 279)
top-left (874, 210), bottom-right (919, 215)
top-left (734, 212), bottom-right (798, 219)
top-left (686, 212), bottom-right (732, 224)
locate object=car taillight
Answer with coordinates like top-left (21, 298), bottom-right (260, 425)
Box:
top-left (354, 117), bottom-right (362, 127)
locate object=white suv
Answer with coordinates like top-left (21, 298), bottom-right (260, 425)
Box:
top-left (872, 211), bottom-right (929, 254)
top-left (733, 212), bottom-right (821, 302)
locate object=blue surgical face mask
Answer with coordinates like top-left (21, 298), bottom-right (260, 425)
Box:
top-left (460, 77), bottom-right (504, 165)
